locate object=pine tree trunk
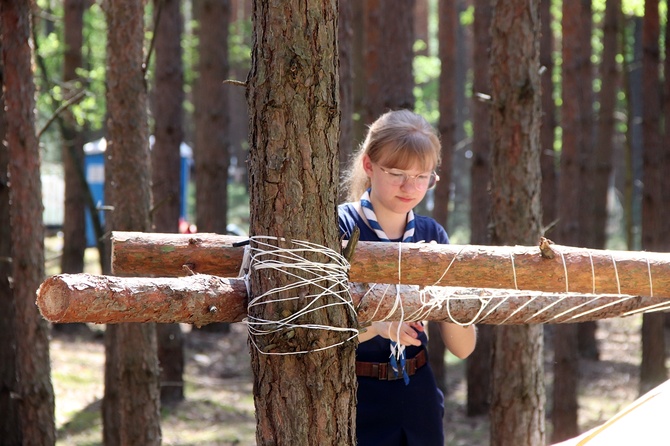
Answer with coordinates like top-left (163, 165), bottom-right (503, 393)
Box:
top-left (0, 48), bottom-right (21, 445)
top-left (102, 0), bottom-right (161, 443)
top-left (364, 0), bottom-right (414, 124)
top-left (61, 0), bottom-right (87, 275)
top-left (246, 2), bottom-right (357, 444)
top-left (194, 0), bottom-right (230, 235)
top-left (488, 1), bottom-right (545, 445)
top-left (553, 0), bottom-right (583, 439)
top-left (467, 0), bottom-right (493, 417)
top-left (152, 0), bottom-right (186, 405)
top-left (1, 2), bottom-right (56, 442)
top-left (639, 0), bottom-right (667, 395)
top-left (433, 0), bottom-right (456, 229)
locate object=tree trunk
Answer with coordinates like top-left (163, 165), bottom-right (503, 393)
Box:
top-left (575, 0), bottom-right (601, 364)
top-left (467, 0), bottom-right (493, 417)
top-left (433, 0), bottom-right (456, 230)
top-left (193, 0), bottom-right (232, 334)
top-left (364, 0), bottom-right (415, 124)
top-left (61, 0), bottom-right (87, 275)
top-left (246, 2), bottom-right (357, 444)
top-left (0, 44), bottom-right (21, 445)
top-left (1, 2), bottom-right (56, 442)
top-left (489, 1), bottom-right (545, 445)
top-left (553, 0), bottom-right (583, 439)
top-left (428, 0), bottom-right (459, 398)
top-left (152, 0), bottom-right (186, 405)
top-left (351, 0), bottom-right (366, 144)
top-left (639, 0), bottom-right (667, 395)
top-left (102, 0), bottom-right (161, 443)
top-left (338, 0), bottom-right (354, 189)
top-left (194, 0), bottom-right (230, 235)
top-left (539, 0), bottom-right (556, 231)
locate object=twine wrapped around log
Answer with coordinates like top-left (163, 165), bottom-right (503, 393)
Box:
top-left (36, 273), bottom-right (670, 326)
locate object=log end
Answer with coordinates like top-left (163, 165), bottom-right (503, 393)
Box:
top-left (36, 274), bottom-right (71, 322)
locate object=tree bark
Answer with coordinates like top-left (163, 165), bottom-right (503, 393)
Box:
top-left (363, 0), bottom-right (415, 124)
top-left (0, 39), bottom-right (21, 445)
top-left (639, 0), bottom-right (667, 395)
top-left (61, 0), bottom-right (87, 275)
top-left (152, 0), bottom-right (186, 405)
top-left (38, 273), bottom-right (670, 326)
top-left (111, 232), bottom-right (670, 298)
top-left (246, 1), bottom-right (357, 444)
top-left (468, 0), bottom-right (494, 417)
top-left (1, 2), bottom-right (56, 443)
top-left (553, 0), bottom-right (584, 439)
top-left (489, 1), bottom-right (545, 445)
top-left (102, 0), bottom-right (161, 443)
top-left (338, 0), bottom-right (354, 190)
top-left (193, 0), bottom-right (230, 235)
top-left (539, 0), bottom-right (556, 230)
top-left (433, 0), bottom-right (456, 229)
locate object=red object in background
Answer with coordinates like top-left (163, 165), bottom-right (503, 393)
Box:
top-left (178, 218), bottom-right (197, 234)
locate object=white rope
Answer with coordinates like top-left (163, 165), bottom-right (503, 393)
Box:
top-left (244, 236), bottom-right (358, 356)
top-left (647, 257), bottom-right (654, 297)
top-left (611, 254), bottom-right (622, 295)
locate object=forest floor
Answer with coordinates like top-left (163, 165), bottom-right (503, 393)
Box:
top-left (51, 315), bottom-right (670, 446)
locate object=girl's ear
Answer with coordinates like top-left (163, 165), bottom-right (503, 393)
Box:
top-left (362, 154), bottom-right (374, 177)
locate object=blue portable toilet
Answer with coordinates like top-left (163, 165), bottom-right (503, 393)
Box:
top-left (83, 137), bottom-right (193, 247)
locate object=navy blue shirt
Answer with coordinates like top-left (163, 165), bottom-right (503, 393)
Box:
top-left (338, 202), bottom-right (449, 446)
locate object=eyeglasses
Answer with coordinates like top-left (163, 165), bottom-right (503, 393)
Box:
top-left (376, 165), bottom-right (439, 191)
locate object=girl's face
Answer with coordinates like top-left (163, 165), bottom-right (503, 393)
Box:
top-left (363, 153), bottom-right (435, 216)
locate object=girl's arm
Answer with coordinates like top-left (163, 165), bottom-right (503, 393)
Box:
top-left (439, 323), bottom-right (477, 359)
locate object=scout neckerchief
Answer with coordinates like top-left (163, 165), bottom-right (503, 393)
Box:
top-left (360, 188), bottom-right (414, 384)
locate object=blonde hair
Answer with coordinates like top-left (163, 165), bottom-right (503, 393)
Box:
top-left (341, 109), bottom-right (441, 202)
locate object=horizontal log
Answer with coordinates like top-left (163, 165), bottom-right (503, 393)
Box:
top-left (37, 273), bottom-right (248, 326)
top-left (112, 232), bottom-right (670, 298)
top-left (37, 273), bottom-right (670, 325)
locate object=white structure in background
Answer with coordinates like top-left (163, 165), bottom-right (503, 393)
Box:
top-left (41, 137), bottom-right (193, 246)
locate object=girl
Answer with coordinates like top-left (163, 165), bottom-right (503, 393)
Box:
top-left (338, 109), bottom-right (477, 446)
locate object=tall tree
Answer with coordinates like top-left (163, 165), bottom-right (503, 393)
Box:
top-left (0, 39), bottom-right (21, 445)
top-left (553, 0), bottom-right (582, 439)
top-left (338, 0), bottom-right (354, 181)
top-left (193, 0), bottom-right (232, 333)
top-left (193, 0), bottom-right (230, 235)
top-left (246, 1), bottom-right (357, 444)
top-left (639, 0), bottom-right (667, 395)
top-left (1, 2), bottom-right (56, 443)
top-left (467, 0), bottom-right (493, 417)
top-left (351, 0), bottom-right (366, 145)
top-left (152, 0), bottom-right (186, 405)
top-left (60, 0), bottom-right (87, 275)
top-left (433, 0), bottom-right (457, 230)
top-left (364, 0), bottom-right (415, 124)
top-left (539, 0), bottom-right (556, 229)
top-left (576, 0), bottom-right (600, 362)
top-left (427, 0), bottom-right (459, 393)
top-left (488, 1), bottom-right (545, 445)
top-left (102, 0), bottom-right (161, 443)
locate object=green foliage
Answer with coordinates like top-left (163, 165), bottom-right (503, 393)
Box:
top-left (33, 0), bottom-right (107, 152)
top-left (413, 53), bottom-right (440, 125)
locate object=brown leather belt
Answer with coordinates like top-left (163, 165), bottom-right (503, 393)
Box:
top-left (355, 349), bottom-right (427, 380)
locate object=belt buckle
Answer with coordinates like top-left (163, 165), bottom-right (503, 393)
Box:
top-left (387, 364), bottom-right (402, 380)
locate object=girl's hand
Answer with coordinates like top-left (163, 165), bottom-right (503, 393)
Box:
top-left (362, 321), bottom-right (423, 346)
